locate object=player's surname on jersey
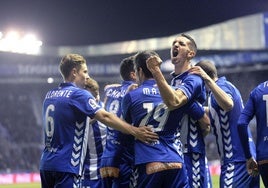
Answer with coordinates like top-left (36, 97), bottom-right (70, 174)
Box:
top-left (45, 89), bottom-right (73, 99)
top-left (143, 87), bottom-right (159, 95)
top-left (106, 88), bottom-right (127, 98)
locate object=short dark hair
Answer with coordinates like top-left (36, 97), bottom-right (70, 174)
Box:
top-left (59, 54), bottom-right (86, 79)
top-left (120, 56), bottom-right (135, 81)
top-left (195, 60), bottom-right (218, 79)
top-left (134, 50), bottom-right (160, 78)
top-left (181, 33), bottom-right (197, 54)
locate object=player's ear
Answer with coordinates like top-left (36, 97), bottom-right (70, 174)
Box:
top-left (71, 67), bottom-right (78, 77)
top-left (187, 50), bottom-right (195, 59)
top-left (130, 71), bottom-right (136, 80)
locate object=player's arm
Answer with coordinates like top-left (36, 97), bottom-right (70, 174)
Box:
top-left (94, 109), bottom-right (158, 143)
top-left (189, 66), bottom-right (233, 111)
top-left (198, 113), bottom-right (211, 137)
top-left (146, 56), bottom-right (188, 110)
top-left (237, 95), bottom-right (255, 160)
top-left (188, 102), bottom-right (211, 136)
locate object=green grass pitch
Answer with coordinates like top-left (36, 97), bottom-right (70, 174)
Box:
top-left (0, 175), bottom-right (264, 188)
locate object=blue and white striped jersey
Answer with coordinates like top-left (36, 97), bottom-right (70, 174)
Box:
top-left (171, 71), bottom-right (206, 154)
top-left (40, 82), bottom-right (102, 176)
top-left (84, 100), bottom-right (107, 180)
top-left (209, 77), bottom-right (256, 163)
top-left (121, 79), bottom-right (205, 165)
top-left (101, 80), bottom-right (135, 164)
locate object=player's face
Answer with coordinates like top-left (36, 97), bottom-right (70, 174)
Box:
top-left (74, 63), bottom-right (89, 89)
top-left (170, 36), bottom-right (192, 65)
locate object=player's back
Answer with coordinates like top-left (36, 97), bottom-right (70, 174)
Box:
top-left (41, 82), bottom-right (100, 175)
top-left (122, 80), bottom-right (204, 165)
top-left (209, 77), bottom-right (254, 163)
top-left (247, 81), bottom-right (268, 161)
top-left (102, 81), bottom-right (134, 159)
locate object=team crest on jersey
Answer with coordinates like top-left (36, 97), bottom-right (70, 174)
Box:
top-left (175, 79), bottom-right (183, 86)
top-left (88, 98), bottom-right (98, 109)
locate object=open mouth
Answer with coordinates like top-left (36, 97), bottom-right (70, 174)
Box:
top-left (172, 50), bottom-right (178, 57)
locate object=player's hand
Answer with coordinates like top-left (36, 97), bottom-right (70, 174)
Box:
top-left (246, 157), bottom-right (259, 177)
top-left (198, 113), bottom-right (211, 137)
top-left (89, 119), bottom-right (97, 124)
top-left (146, 55), bottom-right (162, 74)
top-left (133, 126), bottom-right (159, 144)
top-left (188, 66), bottom-right (210, 81)
top-left (126, 83), bottom-right (138, 93)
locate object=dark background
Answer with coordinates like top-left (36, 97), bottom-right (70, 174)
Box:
top-left (0, 0), bottom-right (268, 46)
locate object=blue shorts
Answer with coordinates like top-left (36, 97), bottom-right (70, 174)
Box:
top-left (81, 176), bottom-right (102, 188)
top-left (258, 162), bottom-right (268, 187)
top-left (184, 152), bottom-right (211, 188)
top-left (220, 162), bottom-right (259, 188)
top-left (100, 157), bottom-right (120, 188)
top-left (112, 161), bottom-right (133, 188)
top-left (130, 162), bottom-right (189, 188)
top-left (100, 157), bottom-right (133, 188)
top-left (40, 170), bottom-right (81, 188)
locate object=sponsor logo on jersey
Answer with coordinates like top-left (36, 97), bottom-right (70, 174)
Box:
top-left (88, 98), bottom-right (98, 109)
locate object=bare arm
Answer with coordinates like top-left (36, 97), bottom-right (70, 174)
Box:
top-left (197, 112), bottom-right (211, 137)
top-left (146, 56), bottom-right (188, 110)
top-left (94, 109), bottom-right (159, 143)
top-left (189, 66), bottom-right (233, 111)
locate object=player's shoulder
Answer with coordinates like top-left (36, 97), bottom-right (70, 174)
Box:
top-left (104, 84), bottom-right (122, 91)
top-left (184, 72), bottom-right (204, 85)
top-left (259, 81), bottom-right (268, 89)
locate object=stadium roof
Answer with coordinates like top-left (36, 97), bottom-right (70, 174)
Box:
top-left (0, 0), bottom-right (268, 47)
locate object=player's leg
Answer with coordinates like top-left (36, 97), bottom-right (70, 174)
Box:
top-left (55, 171), bottom-right (81, 188)
top-left (40, 170), bottom-right (55, 188)
top-left (259, 163), bottom-right (268, 187)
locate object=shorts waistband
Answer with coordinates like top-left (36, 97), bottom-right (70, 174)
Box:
top-left (258, 159), bottom-right (268, 165)
top-left (146, 162), bottom-right (182, 175)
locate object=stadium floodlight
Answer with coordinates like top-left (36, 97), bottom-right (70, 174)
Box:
top-left (47, 77), bottom-right (54, 84)
top-left (0, 30), bottom-right (42, 55)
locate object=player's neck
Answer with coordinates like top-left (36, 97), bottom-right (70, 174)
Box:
top-left (174, 61), bottom-right (191, 75)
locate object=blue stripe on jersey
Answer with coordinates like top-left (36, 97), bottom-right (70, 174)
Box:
top-left (101, 81), bottom-right (135, 163)
top-left (209, 77), bottom-right (256, 163)
top-left (84, 101), bottom-right (107, 180)
top-left (171, 71), bottom-right (206, 154)
top-left (40, 82), bottom-right (102, 175)
top-left (121, 79), bottom-right (205, 165)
